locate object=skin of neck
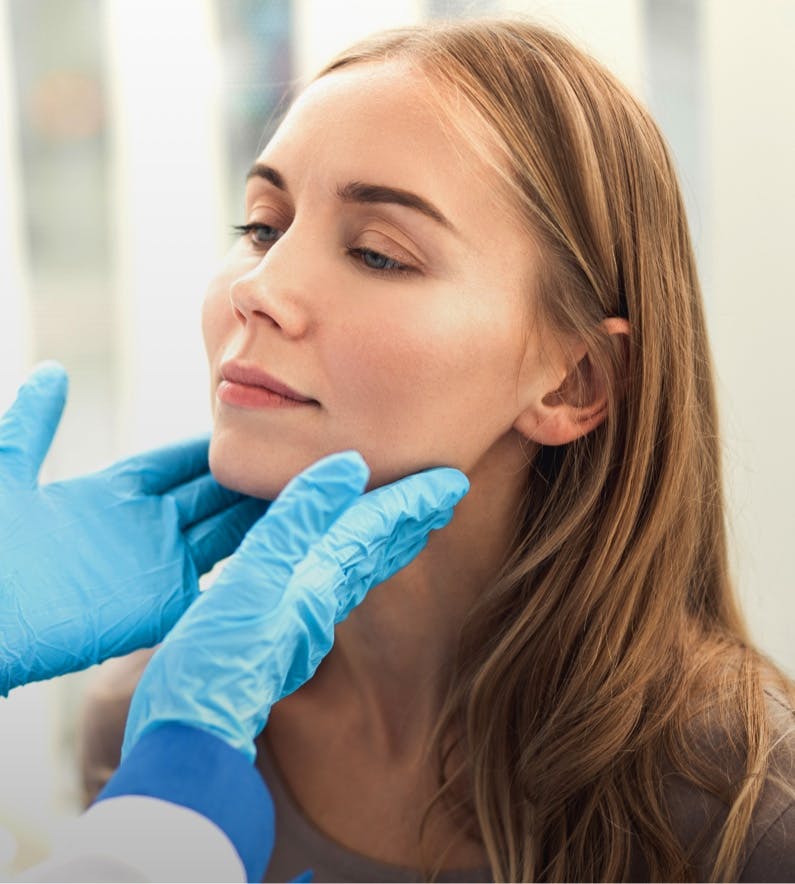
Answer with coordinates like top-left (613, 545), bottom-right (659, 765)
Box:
top-left (306, 429), bottom-right (535, 761)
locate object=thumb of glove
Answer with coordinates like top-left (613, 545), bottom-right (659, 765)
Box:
top-left (0, 362), bottom-right (68, 490)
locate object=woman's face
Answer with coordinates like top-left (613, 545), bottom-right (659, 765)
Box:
top-left (203, 61), bottom-right (551, 498)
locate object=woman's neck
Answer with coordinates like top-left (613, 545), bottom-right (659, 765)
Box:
top-left (307, 434), bottom-right (533, 762)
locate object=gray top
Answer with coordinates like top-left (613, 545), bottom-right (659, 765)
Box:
top-left (257, 748), bottom-right (491, 883)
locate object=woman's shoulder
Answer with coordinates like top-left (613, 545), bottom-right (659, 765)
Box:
top-left (662, 676), bottom-right (795, 881)
top-left (762, 679), bottom-right (795, 763)
top-left (727, 682), bottom-right (793, 880)
top-left (739, 684), bottom-right (795, 880)
top-left (742, 683), bottom-right (795, 878)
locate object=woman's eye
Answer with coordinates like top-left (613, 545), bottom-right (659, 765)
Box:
top-left (349, 248), bottom-right (414, 277)
top-left (232, 223), bottom-right (282, 247)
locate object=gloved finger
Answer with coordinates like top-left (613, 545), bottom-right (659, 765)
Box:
top-left (0, 361), bottom-right (68, 490)
top-left (331, 466), bottom-right (469, 550)
top-left (334, 505), bottom-right (458, 622)
top-left (168, 472), bottom-right (246, 529)
top-left (234, 451), bottom-right (369, 589)
top-left (117, 436), bottom-right (211, 495)
top-left (316, 466), bottom-right (469, 618)
top-left (185, 495), bottom-right (269, 575)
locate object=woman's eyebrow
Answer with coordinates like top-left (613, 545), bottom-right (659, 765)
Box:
top-left (247, 162), bottom-right (286, 189)
top-left (246, 162), bottom-right (459, 236)
top-left (336, 182), bottom-right (458, 235)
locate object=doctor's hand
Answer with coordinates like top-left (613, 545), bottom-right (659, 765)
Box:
top-left (122, 451), bottom-right (470, 763)
top-left (0, 363), bottom-right (266, 695)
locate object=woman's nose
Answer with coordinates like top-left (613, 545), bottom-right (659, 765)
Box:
top-left (228, 238), bottom-right (311, 338)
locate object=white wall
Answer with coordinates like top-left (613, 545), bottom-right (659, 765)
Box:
top-left (704, 0), bottom-right (795, 674)
top-left (105, 0), bottom-right (227, 454)
top-left (0, 0), bottom-right (31, 401)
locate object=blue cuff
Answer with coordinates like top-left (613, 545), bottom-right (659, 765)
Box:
top-left (96, 723), bottom-right (274, 883)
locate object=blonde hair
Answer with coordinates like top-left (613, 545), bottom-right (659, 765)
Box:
top-left (316, 18), bottom-right (793, 881)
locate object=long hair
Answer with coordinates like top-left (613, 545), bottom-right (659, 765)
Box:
top-left (315, 19), bottom-right (793, 881)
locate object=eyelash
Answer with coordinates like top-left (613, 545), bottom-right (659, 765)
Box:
top-left (231, 223), bottom-right (417, 278)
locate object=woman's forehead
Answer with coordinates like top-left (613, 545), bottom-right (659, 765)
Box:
top-left (256, 61), bottom-right (517, 231)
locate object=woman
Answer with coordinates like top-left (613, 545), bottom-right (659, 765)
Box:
top-left (79, 17), bottom-right (794, 882)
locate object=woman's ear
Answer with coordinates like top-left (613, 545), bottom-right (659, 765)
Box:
top-left (514, 317), bottom-right (630, 446)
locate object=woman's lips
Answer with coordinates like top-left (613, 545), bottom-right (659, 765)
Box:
top-left (217, 360), bottom-right (318, 410)
top-left (217, 381), bottom-right (311, 409)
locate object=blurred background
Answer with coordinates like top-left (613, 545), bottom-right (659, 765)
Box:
top-left (0, 0), bottom-right (792, 873)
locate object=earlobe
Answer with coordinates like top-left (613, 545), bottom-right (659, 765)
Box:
top-left (514, 317), bottom-right (630, 447)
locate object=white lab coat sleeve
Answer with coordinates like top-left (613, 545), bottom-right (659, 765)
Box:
top-left (17, 795), bottom-right (245, 882)
top-left (17, 723), bottom-right (274, 883)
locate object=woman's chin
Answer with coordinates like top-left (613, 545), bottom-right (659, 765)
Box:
top-left (210, 462), bottom-right (281, 500)
top-left (207, 426), bottom-right (438, 500)
top-left (208, 433), bottom-right (302, 501)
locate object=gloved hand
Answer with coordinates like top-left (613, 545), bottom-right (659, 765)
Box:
top-left (0, 362), bottom-right (266, 695)
top-left (122, 451), bottom-right (469, 762)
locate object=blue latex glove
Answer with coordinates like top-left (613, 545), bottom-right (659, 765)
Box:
top-left (0, 363), bottom-right (266, 695)
top-left (122, 451), bottom-right (469, 762)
